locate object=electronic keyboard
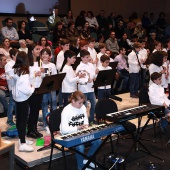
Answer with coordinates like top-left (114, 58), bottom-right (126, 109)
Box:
top-left (106, 105), bottom-right (164, 123)
top-left (54, 123), bottom-right (125, 148)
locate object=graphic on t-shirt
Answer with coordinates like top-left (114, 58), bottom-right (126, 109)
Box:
top-left (44, 68), bottom-right (52, 77)
top-left (68, 113), bottom-right (85, 127)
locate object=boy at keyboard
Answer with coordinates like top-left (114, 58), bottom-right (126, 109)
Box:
top-left (60, 91), bottom-right (101, 170)
top-left (148, 72), bottom-right (170, 133)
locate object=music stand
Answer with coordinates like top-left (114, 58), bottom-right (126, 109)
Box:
top-left (72, 57), bottom-right (81, 70)
top-left (94, 69), bottom-right (122, 101)
top-left (109, 61), bottom-right (118, 70)
top-left (36, 73), bottom-right (66, 152)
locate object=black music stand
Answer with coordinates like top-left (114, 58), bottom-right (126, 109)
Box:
top-left (94, 69), bottom-right (122, 101)
top-left (109, 61), bottom-right (118, 70)
top-left (36, 73), bottom-right (66, 152)
top-left (72, 57), bottom-right (81, 70)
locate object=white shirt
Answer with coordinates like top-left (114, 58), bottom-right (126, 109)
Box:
top-left (9, 70), bottom-right (34, 102)
top-left (149, 83), bottom-right (170, 106)
top-left (148, 63), bottom-right (162, 86)
top-left (29, 62), bottom-right (43, 88)
top-left (62, 65), bottom-right (79, 93)
top-left (19, 47), bottom-right (28, 54)
top-left (56, 50), bottom-right (64, 72)
top-left (5, 59), bottom-right (15, 91)
top-left (60, 104), bottom-right (88, 135)
top-left (88, 47), bottom-right (97, 61)
top-left (42, 62), bottom-right (57, 76)
top-left (139, 48), bottom-right (147, 69)
top-left (76, 62), bottom-right (96, 93)
top-left (128, 50), bottom-right (140, 73)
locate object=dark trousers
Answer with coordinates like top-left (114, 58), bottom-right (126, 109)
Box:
top-left (62, 93), bottom-right (71, 107)
top-left (27, 92), bottom-right (43, 131)
top-left (15, 100), bottom-right (29, 143)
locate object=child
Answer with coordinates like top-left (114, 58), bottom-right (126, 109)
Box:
top-left (128, 42), bottom-right (141, 98)
top-left (5, 48), bottom-right (18, 126)
top-left (60, 90), bottom-right (101, 170)
top-left (88, 38), bottom-right (98, 65)
top-left (10, 51), bottom-right (35, 152)
top-left (40, 48), bottom-right (57, 134)
top-left (61, 50), bottom-right (85, 106)
top-left (56, 39), bottom-right (70, 72)
top-left (97, 55), bottom-right (112, 100)
top-left (76, 50), bottom-right (97, 124)
top-left (148, 72), bottom-right (170, 132)
top-left (97, 43), bottom-right (107, 68)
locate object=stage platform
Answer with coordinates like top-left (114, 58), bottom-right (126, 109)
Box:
top-left (0, 92), bottom-right (154, 168)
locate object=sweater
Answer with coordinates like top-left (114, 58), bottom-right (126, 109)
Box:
top-left (60, 104), bottom-right (88, 135)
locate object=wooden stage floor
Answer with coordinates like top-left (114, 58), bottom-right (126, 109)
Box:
top-left (0, 93), bottom-right (154, 168)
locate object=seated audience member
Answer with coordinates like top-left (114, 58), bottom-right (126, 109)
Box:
top-left (133, 22), bottom-right (146, 39)
top-left (85, 11), bottom-right (99, 33)
top-left (96, 10), bottom-right (107, 34)
top-left (97, 55), bottom-right (112, 100)
top-left (148, 72), bottom-right (170, 132)
top-left (48, 7), bottom-right (61, 30)
top-left (105, 31), bottom-right (119, 57)
top-left (60, 90), bottom-right (101, 170)
top-left (75, 10), bottom-right (86, 31)
top-left (0, 54), bottom-right (8, 116)
top-left (70, 37), bottom-right (81, 55)
top-left (79, 21), bottom-right (91, 40)
top-left (5, 48), bottom-right (18, 126)
top-left (1, 18), bottom-right (19, 43)
top-left (19, 39), bottom-right (28, 54)
top-left (53, 21), bottom-right (66, 45)
top-left (17, 20), bottom-right (33, 44)
top-left (66, 21), bottom-right (79, 43)
top-left (114, 20), bottom-right (124, 40)
top-left (63, 10), bottom-right (75, 28)
top-left (118, 33), bottom-right (132, 55)
top-left (0, 38), bottom-right (12, 61)
top-left (114, 47), bottom-right (129, 91)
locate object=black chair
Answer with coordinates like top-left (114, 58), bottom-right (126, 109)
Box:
top-left (45, 108), bottom-right (65, 169)
top-left (95, 98), bottom-right (136, 163)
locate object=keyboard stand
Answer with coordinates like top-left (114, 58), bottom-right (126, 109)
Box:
top-left (122, 115), bottom-right (164, 162)
top-left (61, 135), bottom-right (114, 170)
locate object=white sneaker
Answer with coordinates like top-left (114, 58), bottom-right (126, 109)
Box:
top-left (85, 168), bottom-right (92, 170)
top-left (18, 143), bottom-right (34, 152)
top-left (83, 159), bottom-right (97, 168)
top-left (19, 139), bottom-right (33, 145)
top-left (45, 126), bottom-right (50, 134)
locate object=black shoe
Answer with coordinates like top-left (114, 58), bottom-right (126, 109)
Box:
top-left (34, 129), bottom-right (43, 138)
top-left (27, 131), bottom-right (39, 139)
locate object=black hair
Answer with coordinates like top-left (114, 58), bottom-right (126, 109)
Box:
top-left (60, 50), bottom-right (76, 72)
top-left (9, 48), bottom-right (19, 59)
top-left (151, 51), bottom-right (164, 67)
top-left (80, 50), bottom-right (90, 58)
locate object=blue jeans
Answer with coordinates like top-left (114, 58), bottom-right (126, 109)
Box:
top-left (129, 73), bottom-right (140, 96)
top-left (0, 89), bottom-right (8, 112)
top-left (97, 88), bottom-right (111, 100)
top-left (118, 70), bottom-right (129, 90)
top-left (7, 91), bottom-right (16, 122)
top-left (160, 107), bottom-right (170, 129)
top-left (75, 139), bottom-right (101, 170)
top-left (62, 93), bottom-right (71, 107)
top-left (41, 91), bottom-right (57, 127)
top-left (84, 92), bottom-right (96, 122)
